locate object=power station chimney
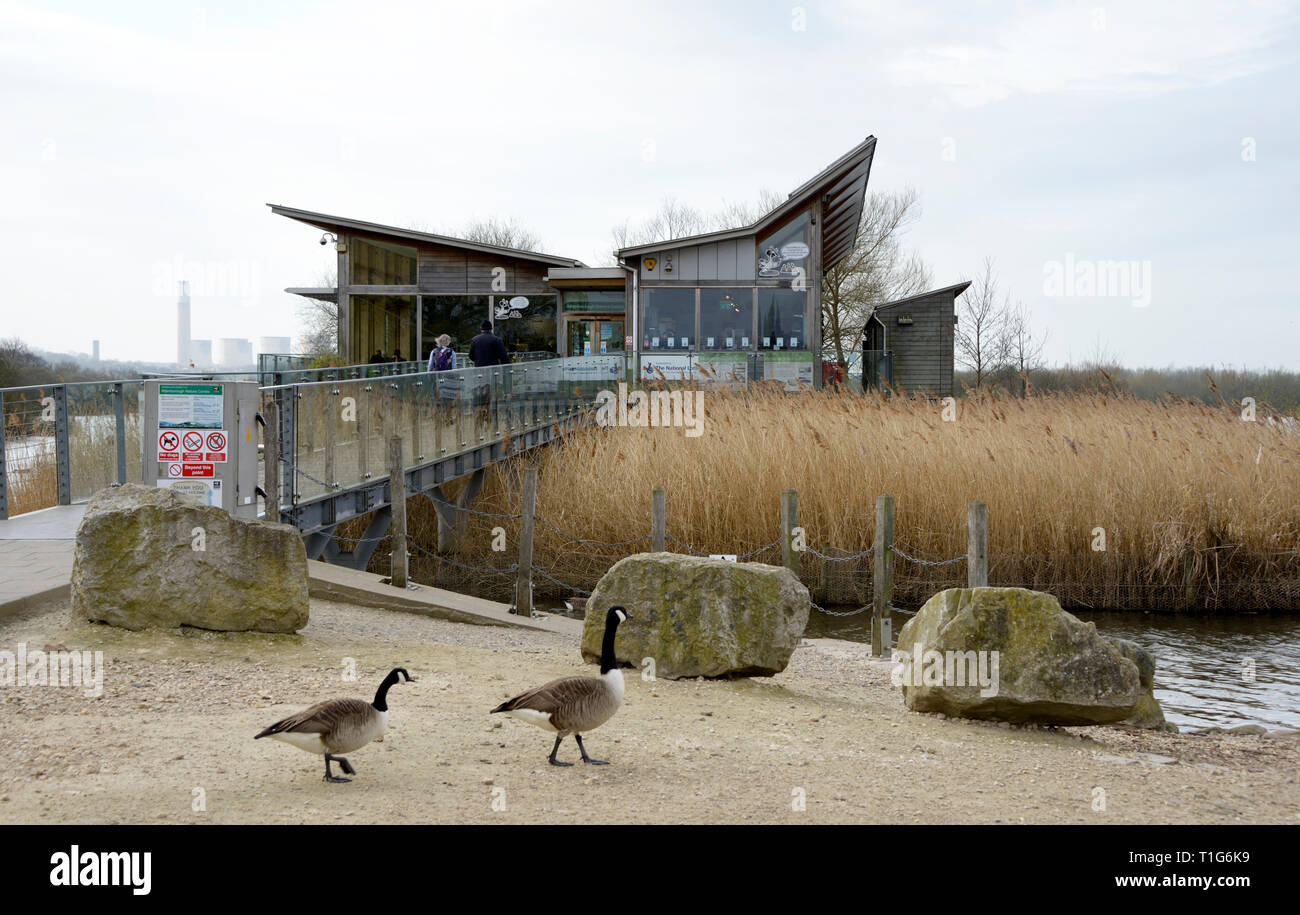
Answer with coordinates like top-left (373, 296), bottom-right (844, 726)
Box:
top-left (177, 280), bottom-right (191, 368)
top-left (92, 339), bottom-right (100, 362)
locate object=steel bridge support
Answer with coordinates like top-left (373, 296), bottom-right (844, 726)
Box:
top-left (428, 466), bottom-right (487, 554)
top-left (303, 506), bottom-right (393, 571)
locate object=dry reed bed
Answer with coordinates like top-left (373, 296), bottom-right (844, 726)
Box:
top-left (404, 386), bottom-right (1300, 611)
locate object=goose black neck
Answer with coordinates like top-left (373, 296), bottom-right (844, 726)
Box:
top-left (372, 669), bottom-right (401, 711)
top-left (600, 614), bottom-right (621, 675)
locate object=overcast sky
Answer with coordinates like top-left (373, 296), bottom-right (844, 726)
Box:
top-left (2, 0), bottom-right (1296, 368)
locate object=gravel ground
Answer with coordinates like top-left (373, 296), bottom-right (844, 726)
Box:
top-left (1, 598), bottom-right (1297, 824)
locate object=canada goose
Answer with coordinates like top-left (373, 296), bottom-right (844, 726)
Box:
top-left (254, 667), bottom-right (411, 782)
top-left (563, 596), bottom-right (588, 613)
top-left (491, 606), bottom-right (630, 766)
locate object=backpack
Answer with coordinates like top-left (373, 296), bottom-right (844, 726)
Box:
top-left (433, 346), bottom-right (453, 371)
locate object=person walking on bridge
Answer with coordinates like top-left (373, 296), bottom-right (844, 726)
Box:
top-left (467, 319), bottom-right (508, 428)
top-left (468, 320), bottom-right (508, 367)
top-left (427, 334), bottom-right (457, 372)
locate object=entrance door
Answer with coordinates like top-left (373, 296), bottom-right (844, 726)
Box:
top-left (566, 317), bottom-right (625, 356)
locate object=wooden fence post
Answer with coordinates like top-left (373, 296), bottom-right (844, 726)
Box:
top-left (516, 466), bottom-right (538, 615)
top-left (967, 500), bottom-right (988, 587)
top-left (872, 494), bottom-right (895, 657)
top-left (780, 489), bottom-right (799, 576)
top-left (652, 486), bottom-right (666, 552)
top-left (388, 435), bottom-right (407, 589)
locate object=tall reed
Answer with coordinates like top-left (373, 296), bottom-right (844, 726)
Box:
top-left (403, 385), bottom-right (1300, 612)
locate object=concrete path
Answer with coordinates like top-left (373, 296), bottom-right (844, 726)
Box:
top-left (306, 561), bottom-right (581, 635)
top-left (0, 504), bottom-right (83, 615)
top-left (0, 503), bottom-right (579, 636)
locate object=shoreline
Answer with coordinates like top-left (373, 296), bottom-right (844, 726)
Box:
top-left (1, 598), bottom-right (1297, 825)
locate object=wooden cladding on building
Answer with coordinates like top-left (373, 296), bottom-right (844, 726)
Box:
top-left (877, 289), bottom-right (960, 397)
top-left (416, 247), bottom-right (550, 295)
top-left (639, 237), bottom-right (759, 283)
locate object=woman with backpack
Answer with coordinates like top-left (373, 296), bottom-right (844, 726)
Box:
top-left (427, 334), bottom-right (456, 372)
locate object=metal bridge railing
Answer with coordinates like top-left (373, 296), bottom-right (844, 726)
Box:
top-left (262, 355), bottom-right (624, 522)
top-left (0, 353), bottom-right (589, 521)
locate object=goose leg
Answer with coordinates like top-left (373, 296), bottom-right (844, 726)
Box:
top-left (575, 734), bottom-right (608, 765)
top-left (323, 754), bottom-right (352, 783)
top-left (547, 734), bottom-right (573, 767)
top-left (334, 756), bottom-right (357, 776)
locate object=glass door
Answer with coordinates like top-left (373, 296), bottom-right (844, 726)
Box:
top-left (566, 317), bottom-right (624, 356)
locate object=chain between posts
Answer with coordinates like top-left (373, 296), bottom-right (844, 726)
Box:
top-left (892, 546), bottom-right (967, 567)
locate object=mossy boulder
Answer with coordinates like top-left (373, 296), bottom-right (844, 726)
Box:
top-left (1107, 638), bottom-right (1176, 731)
top-left (895, 587), bottom-right (1143, 725)
top-left (580, 552), bottom-right (809, 678)
top-left (71, 484), bottom-right (308, 633)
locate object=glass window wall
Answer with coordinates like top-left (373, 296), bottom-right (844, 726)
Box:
top-left (699, 287), bottom-right (754, 351)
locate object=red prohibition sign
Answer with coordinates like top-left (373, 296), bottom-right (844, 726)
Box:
top-left (182, 431), bottom-right (203, 451)
top-left (167, 463), bottom-right (182, 477)
top-left (159, 431), bottom-right (179, 451)
top-left (206, 431), bottom-right (226, 451)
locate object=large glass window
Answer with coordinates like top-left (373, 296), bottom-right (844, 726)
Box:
top-left (758, 288), bottom-right (807, 350)
top-left (350, 295), bottom-right (417, 361)
top-left (351, 237), bottom-right (417, 286)
top-left (562, 290), bottom-right (625, 313)
top-left (756, 209), bottom-right (811, 280)
top-left (421, 295), bottom-right (488, 360)
top-left (642, 288), bottom-right (695, 350)
top-left (496, 294), bottom-right (557, 355)
top-left (699, 287), bottom-right (753, 351)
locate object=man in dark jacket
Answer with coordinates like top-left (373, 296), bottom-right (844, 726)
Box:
top-left (468, 320), bottom-right (509, 367)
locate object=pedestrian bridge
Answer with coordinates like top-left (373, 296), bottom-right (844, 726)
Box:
top-left (0, 355), bottom-right (624, 570)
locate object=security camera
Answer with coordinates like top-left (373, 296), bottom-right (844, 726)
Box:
top-left (320, 234), bottom-right (330, 246)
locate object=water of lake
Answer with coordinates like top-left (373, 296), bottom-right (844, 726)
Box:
top-left (806, 606), bottom-right (1300, 731)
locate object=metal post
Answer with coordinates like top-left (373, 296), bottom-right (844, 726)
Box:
top-left (780, 489), bottom-right (799, 576)
top-left (872, 494), bottom-right (895, 657)
top-left (324, 386), bottom-right (336, 492)
top-left (652, 486), bottom-right (666, 552)
top-left (389, 435), bottom-right (407, 589)
top-left (516, 465), bottom-right (537, 615)
top-left (357, 384), bottom-right (370, 479)
top-left (967, 500), bottom-right (988, 587)
top-left (112, 383), bottom-right (127, 485)
top-left (277, 387), bottom-right (292, 509)
top-left (264, 396), bottom-right (280, 523)
top-left (53, 385), bottom-right (71, 505)
top-left (0, 391), bottom-right (8, 520)
top-left (411, 377), bottom-right (423, 462)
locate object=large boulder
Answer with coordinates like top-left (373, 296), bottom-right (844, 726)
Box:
top-left (71, 484), bottom-right (308, 632)
top-left (895, 587), bottom-right (1142, 725)
top-left (1107, 637), bottom-right (1175, 731)
top-left (580, 552), bottom-right (809, 678)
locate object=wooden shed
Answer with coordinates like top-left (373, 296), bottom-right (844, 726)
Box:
top-left (864, 281), bottom-right (970, 396)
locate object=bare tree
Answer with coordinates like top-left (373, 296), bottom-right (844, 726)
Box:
top-left (956, 257), bottom-right (1011, 388)
top-left (296, 270), bottom-right (339, 356)
top-left (822, 188), bottom-right (931, 366)
top-left (710, 189), bottom-right (785, 232)
top-left (407, 216), bottom-right (544, 252)
top-left (609, 190), bottom-right (784, 260)
top-left (458, 216), bottom-right (543, 252)
top-left (1002, 299), bottom-right (1049, 395)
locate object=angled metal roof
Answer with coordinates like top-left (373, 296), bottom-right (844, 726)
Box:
top-left (617, 136), bottom-right (877, 270)
top-left (874, 281), bottom-right (973, 312)
top-left (268, 204), bottom-right (586, 268)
